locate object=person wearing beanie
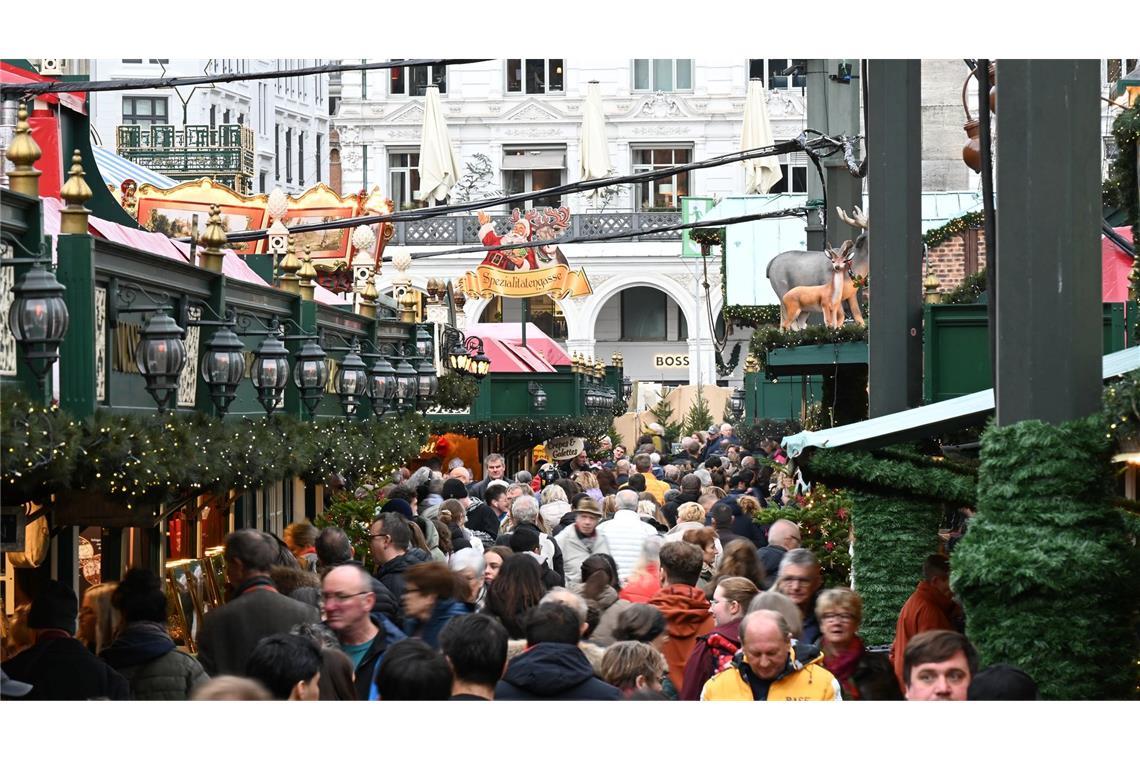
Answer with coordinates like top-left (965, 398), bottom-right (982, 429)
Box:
top-left (381, 498), bottom-right (415, 520)
top-left (440, 477), bottom-right (500, 542)
top-left (2, 580), bottom-right (129, 700)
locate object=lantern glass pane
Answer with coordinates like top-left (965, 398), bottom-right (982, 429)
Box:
top-left (13, 297), bottom-right (50, 341)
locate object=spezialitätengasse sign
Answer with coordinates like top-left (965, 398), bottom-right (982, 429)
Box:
top-left (460, 206), bottom-right (592, 300)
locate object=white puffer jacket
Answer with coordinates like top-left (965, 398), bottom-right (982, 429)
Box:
top-left (596, 510), bottom-right (660, 582)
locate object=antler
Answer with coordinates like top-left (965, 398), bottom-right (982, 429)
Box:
top-left (836, 205), bottom-right (869, 230)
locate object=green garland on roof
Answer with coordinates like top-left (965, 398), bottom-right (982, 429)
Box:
top-left (749, 323), bottom-right (868, 369)
top-left (1, 392), bottom-right (430, 508)
top-left (430, 415), bottom-right (611, 443)
top-left (953, 415), bottom-right (1140, 699)
top-left (738, 418), bottom-right (803, 451)
top-left (923, 211), bottom-right (985, 249)
top-left (804, 448), bottom-right (977, 505)
top-left (724, 304), bottom-right (783, 328)
top-left (941, 269), bottom-right (988, 305)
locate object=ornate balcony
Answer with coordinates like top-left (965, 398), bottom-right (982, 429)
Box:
top-left (116, 124), bottom-right (255, 194)
top-left (391, 210), bottom-right (683, 246)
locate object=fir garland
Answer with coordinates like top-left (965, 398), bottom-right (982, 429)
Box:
top-left (804, 448), bottom-right (977, 505)
top-left (922, 211), bottom-right (985, 249)
top-left (1, 392), bottom-right (429, 508)
top-left (434, 373), bottom-right (480, 411)
top-left (941, 269), bottom-right (988, 305)
top-left (1105, 104), bottom-right (1140, 242)
top-left (724, 304), bottom-right (783, 328)
top-left (430, 415), bottom-right (611, 443)
top-left (690, 227), bottom-right (725, 249)
top-left (714, 343), bottom-right (742, 376)
top-left (749, 323), bottom-right (868, 369)
top-left (739, 418), bottom-right (803, 451)
top-left (952, 415), bottom-right (1140, 699)
top-left (1103, 370), bottom-right (1140, 446)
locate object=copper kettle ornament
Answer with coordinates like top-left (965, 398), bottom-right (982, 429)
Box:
top-left (960, 63), bottom-right (995, 174)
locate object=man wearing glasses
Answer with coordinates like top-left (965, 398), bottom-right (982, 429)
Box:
top-left (321, 564), bottom-right (406, 700)
top-left (370, 513), bottom-right (424, 602)
top-left (775, 549), bottom-right (823, 645)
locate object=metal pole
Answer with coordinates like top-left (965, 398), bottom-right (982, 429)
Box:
top-left (521, 297), bottom-right (528, 348)
top-left (867, 60), bottom-right (924, 416)
top-left (976, 61), bottom-right (998, 389)
top-left (995, 60), bottom-right (1101, 425)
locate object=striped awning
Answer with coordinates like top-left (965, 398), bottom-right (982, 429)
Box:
top-left (92, 145), bottom-right (178, 190)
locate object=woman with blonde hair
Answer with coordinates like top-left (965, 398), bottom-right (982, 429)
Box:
top-left (538, 484), bottom-right (571, 530)
top-left (78, 582), bottom-right (120, 654)
top-left (601, 494), bottom-right (619, 520)
top-left (679, 576), bottom-right (760, 700)
top-left (816, 588), bottom-right (901, 700)
top-left (573, 470), bottom-right (603, 502)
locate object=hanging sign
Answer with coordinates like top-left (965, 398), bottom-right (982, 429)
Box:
top-left (546, 436), bottom-right (585, 461)
top-left (460, 207), bottom-right (592, 300)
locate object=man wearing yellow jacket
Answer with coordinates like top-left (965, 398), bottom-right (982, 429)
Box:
top-left (701, 610), bottom-right (842, 701)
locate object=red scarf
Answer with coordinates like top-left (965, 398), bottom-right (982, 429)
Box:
top-left (823, 637), bottom-right (865, 700)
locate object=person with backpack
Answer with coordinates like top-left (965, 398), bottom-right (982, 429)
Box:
top-left (679, 576), bottom-right (760, 700)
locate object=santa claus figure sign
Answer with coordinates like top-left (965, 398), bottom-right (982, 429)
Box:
top-left (477, 210), bottom-right (537, 271)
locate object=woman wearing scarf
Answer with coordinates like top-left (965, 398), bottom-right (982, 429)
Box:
top-left (816, 588), bottom-right (901, 700)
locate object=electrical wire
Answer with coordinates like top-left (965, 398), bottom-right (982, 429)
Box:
top-left (215, 136), bottom-right (835, 244)
top-left (0, 59), bottom-right (492, 97)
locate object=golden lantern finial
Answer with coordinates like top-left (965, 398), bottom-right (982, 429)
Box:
top-left (359, 277), bottom-right (379, 319)
top-left (923, 273), bottom-right (942, 304)
top-left (298, 247), bottom-right (318, 302)
top-left (277, 234), bottom-right (302, 295)
top-left (59, 150), bottom-right (93, 235)
top-left (6, 102), bottom-right (43, 197)
top-left (198, 204), bottom-right (228, 273)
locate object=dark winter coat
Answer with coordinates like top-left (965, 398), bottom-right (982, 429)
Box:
top-left (374, 552), bottom-right (424, 602)
top-left (495, 642), bottom-right (622, 701)
top-left (195, 577), bottom-right (320, 676)
top-left (100, 621), bottom-right (207, 700)
top-left (756, 544), bottom-right (786, 590)
top-left (403, 599), bottom-right (470, 650)
top-left (465, 501), bottom-right (501, 538)
top-left (679, 618), bottom-right (742, 701)
top-left (350, 615), bottom-right (407, 701)
top-left (3, 632), bottom-right (129, 700)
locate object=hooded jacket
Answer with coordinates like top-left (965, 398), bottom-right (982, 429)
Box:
top-left (678, 617), bottom-right (742, 701)
top-left (4, 632), bottom-right (130, 700)
top-left (648, 583), bottom-right (715, 695)
top-left (890, 580), bottom-right (957, 688)
top-left (374, 552), bottom-right (424, 602)
top-left (586, 586), bottom-right (632, 647)
top-left (421, 519), bottom-right (447, 563)
top-left (100, 621), bottom-right (207, 700)
top-left (700, 644), bottom-right (840, 701)
top-left (495, 642), bottom-right (621, 700)
top-left (403, 598), bottom-right (470, 650)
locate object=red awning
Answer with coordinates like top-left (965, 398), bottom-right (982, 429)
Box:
top-left (1103, 227), bottom-right (1135, 303)
top-left (464, 323), bottom-right (571, 373)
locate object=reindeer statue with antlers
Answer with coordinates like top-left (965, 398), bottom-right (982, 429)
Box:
top-left (767, 205), bottom-right (869, 330)
top-left (779, 240), bottom-right (857, 330)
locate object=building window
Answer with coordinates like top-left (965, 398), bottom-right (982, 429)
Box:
top-left (769, 161), bottom-right (808, 193)
top-left (298, 132), bottom-right (305, 186)
top-left (222, 109), bottom-right (230, 125)
top-left (633, 59), bottom-right (693, 92)
top-left (389, 150), bottom-right (424, 210)
top-left (479, 295), bottom-right (567, 341)
top-left (209, 105), bottom-right (216, 129)
top-left (285, 128), bottom-right (292, 183)
top-left (275, 127), bottom-right (280, 181)
top-left (631, 145), bottom-right (691, 210)
top-left (1107, 59), bottom-right (1138, 84)
top-left (316, 134), bottom-right (322, 183)
top-left (389, 60), bottom-right (447, 96)
top-left (259, 172), bottom-right (267, 194)
top-left (122, 96), bottom-right (168, 127)
top-left (506, 59), bottom-right (564, 94)
top-left (621, 288), bottom-right (667, 341)
top-left (362, 145), bottom-right (369, 189)
top-left (757, 59), bottom-right (807, 90)
top-left (502, 146), bottom-right (565, 210)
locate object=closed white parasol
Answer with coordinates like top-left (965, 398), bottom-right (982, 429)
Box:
top-left (415, 85), bottom-right (462, 202)
top-left (741, 79), bottom-right (782, 194)
top-left (579, 81), bottom-right (612, 203)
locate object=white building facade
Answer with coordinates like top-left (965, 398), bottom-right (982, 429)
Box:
top-left (335, 58), bottom-right (815, 388)
top-left (88, 58), bottom-right (331, 195)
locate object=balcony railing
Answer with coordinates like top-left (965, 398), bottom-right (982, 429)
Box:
top-left (391, 210), bottom-right (683, 246)
top-left (116, 124), bottom-right (255, 192)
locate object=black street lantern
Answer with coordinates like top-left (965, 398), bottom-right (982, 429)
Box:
top-left (393, 355), bottom-right (418, 411)
top-left (335, 341), bottom-right (369, 418)
top-left (529, 381), bottom-right (548, 413)
top-left (368, 353), bottom-right (397, 417)
top-left (200, 325), bottom-right (246, 416)
top-left (471, 346), bottom-right (491, 379)
top-left (415, 357), bottom-right (438, 412)
top-left (135, 310), bottom-right (187, 414)
top-left (447, 342), bottom-right (470, 375)
top-left (730, 387), bottom-right (746, 419)
top-left (7, 262), bottom-right (69, 387)
top-left (415, 324), bottom-right (434, 362)
top-left (250, 330), bottom-right (290, 416)
top-left (293, 339), bottom-right (329, 416)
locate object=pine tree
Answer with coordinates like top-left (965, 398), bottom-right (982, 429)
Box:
top-left (650, 391), bottom-right (683, 443)
top-left (682, 388), bottom-right (715, 436)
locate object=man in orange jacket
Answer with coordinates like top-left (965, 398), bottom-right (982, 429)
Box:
top-left (890, 554), bottom-right (959, 690)
top-left (648, 541), bottom-right (715, 695)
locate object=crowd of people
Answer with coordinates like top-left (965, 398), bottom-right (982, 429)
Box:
top-left (0, 422), bottom-right (1037, 701)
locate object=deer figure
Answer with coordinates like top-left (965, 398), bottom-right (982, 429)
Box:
top-left (767, 205), bottom-right (869, 329)
top-left (780, 240), bottom-right (856, 330)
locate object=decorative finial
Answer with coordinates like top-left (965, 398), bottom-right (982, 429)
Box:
top-left (198, 204), bottom-right (228, 273)
top-left (923, 273), bottom-right (942, 304)
top-left (298, 247), bottom-right (318, 302)
top-left (59, 150), bottom-right (93, 235)
top-left (6, 102), bottom-right (43, 197)
top-left (278, 234), bottom-right (302, 295)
